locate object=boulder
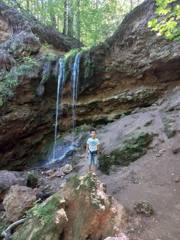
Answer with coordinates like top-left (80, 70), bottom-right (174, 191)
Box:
top-left (0, 170), bottom-right (26, 194)
top-left (3, 185), bottom-right (36, 222)
top-left (62, 163), bottom-right (73, 174)
top-left (99, 131), bottom-right (153, 174)
top-left (12, 173), bottom-right (127, 240)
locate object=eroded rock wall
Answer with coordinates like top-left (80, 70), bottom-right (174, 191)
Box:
top-left (0, 0), bottom-right (179, 169)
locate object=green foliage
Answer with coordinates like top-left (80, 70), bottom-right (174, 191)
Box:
top-left (0, 69), bottom-right (18, 107)
top-left (0, 56), bottom-right (39, 107)
top-left (99, 132), bottom-right (153, 174)
top-left (0, 219), bottom-right (8, 238)
top-left (67, 173), bottom-right (96, 192)
top-left (4, 0), bottom-right (143, 46)
top-left (148, 0), bottom-right (180, 40)
top-left (64, 48), bottom-right (80, 60)
top-left (26, 194), bottom-right (61, 225)
top-left (27, 171), bottom-right (39, 188)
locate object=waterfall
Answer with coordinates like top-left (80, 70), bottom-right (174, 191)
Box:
top-left (52, 58), bottom-right (65, 161)
top-left (71, 52), bottom-right (81, 145)
top-left (39, 53), bottom-right (81, 167)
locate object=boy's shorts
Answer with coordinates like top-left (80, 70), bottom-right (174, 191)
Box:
top-left (88, 151), bottom-right (98, 166)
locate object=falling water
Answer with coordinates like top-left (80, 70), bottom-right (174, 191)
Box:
top-left (71, 52), bottom-right (81, 144)
top-left (52, 58), bottom-right (65, 161)
top-left (36, 53), bottom-right (81, 168)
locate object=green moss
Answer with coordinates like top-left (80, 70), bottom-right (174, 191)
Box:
top-left (83, 173), bottom-right (96, 190)
top-left (0, 56), bottom-right (40, 107)
top-left (64, 47), bottom-right (95, 86)
top-left (162, 115), bottom-right (176, 138)
top-left (0, 221), bottom-right (8, 239)
top-left (72, 124), bottom-right (90, 138)
top-left (99, 132), bottom-right (153, 174)
top-left (67, 173), bottom-right (96, 192)
top-left (12, 192), bottom-right (63, 240)
top-left (64, 48), bottom-right (80, 60)
top-left (27, 170), bottom-right (39, 188)
top-left (12, 218), bottom-right (58, 240)
top-left (67, 174), bottom-right (81, 189)
top-left (26, 193), bottom-right (61, 225)
top-left (81, 50), bottom-right (95, 83)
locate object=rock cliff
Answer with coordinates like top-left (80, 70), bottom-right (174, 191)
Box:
top-left (0, 0), bottom-right (179, 169)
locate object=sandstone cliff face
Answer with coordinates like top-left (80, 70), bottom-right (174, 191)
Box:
top-left (67, 0), bottom-right (180, 125)
top-left (0, 0), bottom-right (180, 169)
top-left (0, 2), bottom-right (81, 169)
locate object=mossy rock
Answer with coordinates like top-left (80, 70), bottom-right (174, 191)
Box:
top-left (26, 171), bottom-right (39, 188)
top-left (162, 114), bottom-right (176, 138)
top-left (67, 173), bottom-right (96, 192)
top-left (12, 192), bottom-right (64, 240)
top-left (0, 56), bottom-right (40, 107)
top-left (99, 132), bottom-right (153, 174)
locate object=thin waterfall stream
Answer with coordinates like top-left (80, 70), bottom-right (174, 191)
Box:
top-left (71, 52), bottom-right (81, 146)
top-left (52, 58), bottom-right (65, 162)
top-left (39, 52), bottom-right (81, 168)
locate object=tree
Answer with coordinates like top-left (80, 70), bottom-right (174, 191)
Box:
top-left (63, 0), bottom-right (74, 37)
top-left (148, 0), bottom-right (180, 41)
top-left (3, 0), bottom-right (144, 46)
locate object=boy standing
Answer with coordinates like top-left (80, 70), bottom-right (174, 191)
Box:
top-left (86, 129), bottom-right (100, 173)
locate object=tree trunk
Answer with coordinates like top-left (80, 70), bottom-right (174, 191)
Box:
top-left (130, 0), bottom-right (133, 10)
top-left (63, 0), bottom-right (73, 37)
top-left (48, 0), bottom-right (56, 28)
top-left (76, 0), bottom-right (80, 42)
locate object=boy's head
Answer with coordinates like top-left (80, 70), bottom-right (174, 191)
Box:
top-left (90, 128), bottom-right (96, 138)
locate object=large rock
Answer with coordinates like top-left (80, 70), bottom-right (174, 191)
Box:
top-left (3, 185), bottom-right (36, 222)
top-left (0, 170), bottom-right (26, 194)
top-left (12, 173), bottom-right (127, 240)
top-left (99, 131), bottom-right (153, 174)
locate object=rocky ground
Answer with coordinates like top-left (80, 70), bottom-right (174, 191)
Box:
top-left (51, 85), bottom-right (180, 239)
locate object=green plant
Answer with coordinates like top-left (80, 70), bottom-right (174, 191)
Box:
top-left (0, 56), bottom-right (40, 107)
top-left (0, 69), bottom-right (18, 107)
top-left (26, 194), bottom-right (61, 225)
top-left (148, 0), bottom-right (180, 40)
